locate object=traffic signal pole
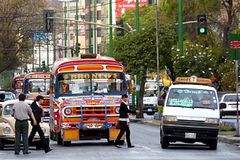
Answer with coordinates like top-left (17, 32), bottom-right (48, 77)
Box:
top-left (136, 0), bottom-right (140, 115)
top-left (94, 0), bottom-right (97, 54)
top-left (64, 1), bottom-right (67, 57)
top-left (109, 0), bottom-right (113, 56)
top-left (178, 0), bottom-right (183, 55)
top-left (75, 0), bottom-right (79, 56)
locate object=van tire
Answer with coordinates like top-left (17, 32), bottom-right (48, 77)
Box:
top-left (161, 136), bottom-right (169, 149)
top-left (209, 139), bottom-right (217, 150)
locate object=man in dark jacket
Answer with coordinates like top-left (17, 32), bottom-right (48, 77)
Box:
top-left (28, 95), bottom-right (52, 153)
top-left (114, 94), bottom-right (137, 148)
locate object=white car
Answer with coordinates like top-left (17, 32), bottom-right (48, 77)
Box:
top-left (0, 99), bottom-right (50, 150)
top-left (220, 93), bottom-right (240, 118)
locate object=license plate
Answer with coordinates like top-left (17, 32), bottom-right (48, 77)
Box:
top-left (185, 133), bottom-right (196, 139)
top-left (147, 108), bottom-right (152, 112)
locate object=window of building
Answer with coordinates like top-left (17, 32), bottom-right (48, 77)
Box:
top-left (97, 28), bottom-right (101, 37)
top-left (97, 11), bottom-right (101, 20)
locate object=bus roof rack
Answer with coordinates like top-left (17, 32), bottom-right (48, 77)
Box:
top-left (174, 75), bottom-right (212, 85)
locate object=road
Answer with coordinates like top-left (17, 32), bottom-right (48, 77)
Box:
top-left (0, 123), bottom-right (240, 160)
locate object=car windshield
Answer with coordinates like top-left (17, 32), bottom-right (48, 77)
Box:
top-left (166, 88), bottom-right (218, 109)
top-left (223, 95), bottom-right (240, 102)
top-left (56, 72), bottom-right (126, 95)
top-left (3, 104), bottom-right (14, 115)
top-left (0, 92), bottom-right (16, 101)
top-left (144, 90), bottom-right (157, 97)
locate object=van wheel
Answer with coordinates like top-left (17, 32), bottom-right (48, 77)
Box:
top-left (161, 136), bottom-right (169, 149)
top-left (0, 139), bottom-right (4, 150)
top-left (209, 139), bottom-right (217, 150)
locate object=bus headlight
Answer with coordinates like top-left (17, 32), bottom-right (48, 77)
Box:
top-left (3, 126), bottom-right (11, 134)
top-left (64, 108), bottom-right (72, 115)
top-left (115, 107), bottom-right (120, 114)
top-left (162, 116), bottom-right (177, 124)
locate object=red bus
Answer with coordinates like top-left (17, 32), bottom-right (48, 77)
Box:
top-left (12, 74), bottom-right (25, 93)
top-left (49, 54), bottom-right (128, 145)
top-left (22, 72), bottom-right (51, 120)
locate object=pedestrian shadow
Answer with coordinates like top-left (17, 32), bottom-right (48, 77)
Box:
top-left (51, 140), bottom-right (115, 148)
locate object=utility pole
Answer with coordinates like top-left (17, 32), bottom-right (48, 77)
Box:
top-left (64, 1), bottom-right (67, 57)
top-left (38, 42), bottom-right (41, 68)
top-left (94, 0), bottom-right (97, 54)
top-left (136, 0), bottom-right (140, 114)
top-left (108, 0), bottom-right (113, 56)
top-left (136, 0), bottom-right (140, 32)
top-left (75, 0), bottom-right (79, 56)
top-left (155, 0), bottom-right (160, 102)
top-left (47, 32), bottom-right (49, 71)
top-left (178, 0), bottom-right (183, 55)
top-left (88, 0), bottom-right (92, 53)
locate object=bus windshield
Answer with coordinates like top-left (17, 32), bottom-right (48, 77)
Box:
top-left (25, 78), bottom-right (50, 93)
top-left (166, 88), bottom-right (218, 109)
top-left (56, 72), bottom-right (126, 95)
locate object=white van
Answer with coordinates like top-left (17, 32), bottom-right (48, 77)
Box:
top-left (160, 76), bottom-right (226, 150)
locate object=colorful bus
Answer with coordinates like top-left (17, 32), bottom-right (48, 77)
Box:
top-left (22, 72), bottom-right (51, 119)
top-left (49, 54), bottom-right (128, 145)
top-left (12, 74), bottom-right (25, 94)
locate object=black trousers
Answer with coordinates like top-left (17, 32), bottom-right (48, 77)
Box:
top-left (115, 121), bottom-right (132, 146)
top-left (15, 120), bottom-right (29, 154)
top-left (28, 124), bottom-right (50, 152)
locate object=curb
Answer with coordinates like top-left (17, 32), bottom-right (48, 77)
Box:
top-left (218, 135), bottom-right (240, 145)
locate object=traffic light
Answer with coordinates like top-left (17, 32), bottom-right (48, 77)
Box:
top-left (42, 61), bottom-right (46, 70)
top-left (76, 43), bottom-right (81, 54)
top-left (197, 15), bottom-right (207, 35)
top-left (44, 10), bottom-right (54, 33)
top-left (116, 19), bottom-right (124, 36)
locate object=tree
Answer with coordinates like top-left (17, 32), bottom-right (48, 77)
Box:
top-left (113, 22), bottom-right (176, 118)
top-left (0, 0), bottom-right (46, 74)
top-left (171, 41), bottom-right (218, 78)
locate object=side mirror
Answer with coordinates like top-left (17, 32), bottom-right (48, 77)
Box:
top-left (219, 103), bottom-right (226, 109)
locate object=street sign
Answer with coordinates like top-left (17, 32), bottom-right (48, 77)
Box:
top-left (228, 34), bottom-right (240, 60)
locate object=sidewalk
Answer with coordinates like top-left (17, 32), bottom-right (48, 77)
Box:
top-left (131, 118), bottom-right (240, 146)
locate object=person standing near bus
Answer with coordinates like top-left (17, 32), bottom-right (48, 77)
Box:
top-left (28, 95), bottom-right (52, 153)
top-left (114, 94), bottom-right (137, 148)
top-left (12, 93), bottom-right (37, 155)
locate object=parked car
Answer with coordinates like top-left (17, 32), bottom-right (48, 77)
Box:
top-left (0, 99), bottom-right (50, 150)
top-left (219, 93), bottom-right (240, 118)
top-left (0, 91), bottom-right (16, 107)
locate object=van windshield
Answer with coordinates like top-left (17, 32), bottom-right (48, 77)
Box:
top-left (166, 88), bottom-right (218, 109)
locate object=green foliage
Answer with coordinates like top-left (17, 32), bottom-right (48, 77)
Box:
top-left (218, 60), bottom-right (235, 91)
top-left (172, 41), bottom-right (218, 78)
top-left (219, 124), bottom-right (236, 132)
top-left (158, 105), bottom-right (164, 114)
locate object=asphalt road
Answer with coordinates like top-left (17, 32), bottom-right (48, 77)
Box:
top-left (0, 123), bottom-right (240, 160)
